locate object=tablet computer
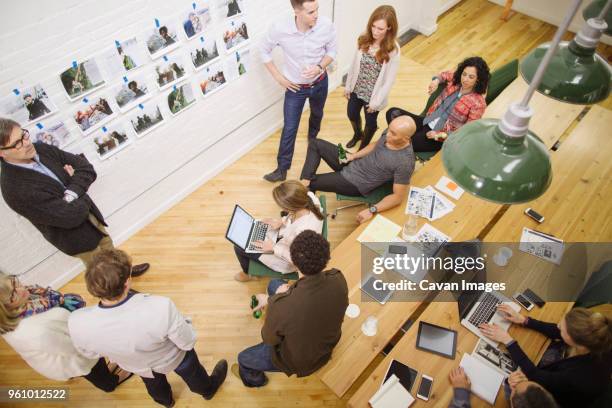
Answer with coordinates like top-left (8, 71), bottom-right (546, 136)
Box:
top-left (382, 359), bottom-right (418, 393)
top-left (360, 275), bottom-right (393, 304)
top-left (416, 321), bottom-right (457, 359)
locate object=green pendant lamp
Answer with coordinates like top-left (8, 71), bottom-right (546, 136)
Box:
top-left (521, 0), bottom-right (611, 104)
top-left (583, 0), bottom-right (612, 35)
top-left (442, 0), bottom-right (596, 203)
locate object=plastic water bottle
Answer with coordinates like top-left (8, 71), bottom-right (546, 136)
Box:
top-left (250, 295), bottom-right (262, 319)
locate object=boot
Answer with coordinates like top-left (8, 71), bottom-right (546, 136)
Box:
top-left (358, 126), bottom-right (378, 150)
top-left (346, 119), bottom-right (363, 149)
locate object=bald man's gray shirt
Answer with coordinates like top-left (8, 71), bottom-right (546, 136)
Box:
top-left (341, 131), bottom-right (415, 196)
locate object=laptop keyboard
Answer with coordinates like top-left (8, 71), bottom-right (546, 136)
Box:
top-left (247, 222), bottom-right (269, 251)
top-left (468, 293), bottom-right (502, 327)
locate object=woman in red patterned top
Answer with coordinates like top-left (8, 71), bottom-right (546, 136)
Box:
top-left (386, 56), bottom-right (490, 153)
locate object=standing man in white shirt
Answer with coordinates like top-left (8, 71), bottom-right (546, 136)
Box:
top-left (68, 249), bottom-right (227, 407)
top-left (261, 0), bottom-right (337, 182)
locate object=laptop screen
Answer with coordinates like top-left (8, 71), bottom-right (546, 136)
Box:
top-left (226, 205), bottom-right (254, 249)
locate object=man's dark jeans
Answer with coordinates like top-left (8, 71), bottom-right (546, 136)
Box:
top-left (140, 349), bottom-right (212, 406)
top-left (299, 139), bottom-right (361, 196)
top-left (277, 75), bottom-right (329, 170)
top-left (237, 342), bottom-right (281, 387)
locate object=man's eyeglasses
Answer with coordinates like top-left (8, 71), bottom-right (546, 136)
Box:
top-left (0, 129), bottom-right (30, 151)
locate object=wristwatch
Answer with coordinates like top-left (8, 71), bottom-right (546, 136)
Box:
top-left (369, 205), bottom-right (378, 214)
top-left (317, 64), bottom-right (324, 74)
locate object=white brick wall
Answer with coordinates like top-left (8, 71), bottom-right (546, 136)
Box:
top-left (0, 0), bottom-right (436, 287)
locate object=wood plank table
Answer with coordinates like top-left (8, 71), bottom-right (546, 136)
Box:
top-left (347, 106), bottom-right (612, 407)
top-left (318, 153), bottom-right (504, 398)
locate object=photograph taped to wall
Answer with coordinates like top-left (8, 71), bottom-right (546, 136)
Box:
top-left (167, 83), bottom-right (196, 116)
top-left (59, 58), bottom-right (106, 101)
top-left (71, 94), bottom-right (117, 136)
top-left (0, 85), bottom-right (58, 126)
top-left (111, 73), bottom-right (152, 112)
top-left (101, 37), bottom-right (148, 78)
top-left (145, 20), bottom-right (181, 59)
top-left (217, 0), bottom-right (245, 19)
top-left (188, 33), bottom-right (220, 70)
top-left (197, 61), bottom-right (228, 97)
top-left (92, 121), bottom-right (132, 160)
top-left (232, 48), bottom-right (251, 78)
top-left (28, 120), bottom-right (76, 149)
top-left (154, 53), bottom-right (189, 90)
top-left (182, 2), bottom-right (213, 39)
top-left (127, 101), bottom-right (165, 138)
top-left (222, 16), bottom-right (249, 52)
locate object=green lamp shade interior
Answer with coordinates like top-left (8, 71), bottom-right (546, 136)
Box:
top-left (442, 119), bottom-right (552, 204)
top-left (520, 41), bottom-right (611, 104)
top-left (583, 0), bottom-right (612, 36)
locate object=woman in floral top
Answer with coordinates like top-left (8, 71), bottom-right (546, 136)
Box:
top-left (344, 5), bottom-right (400, 150)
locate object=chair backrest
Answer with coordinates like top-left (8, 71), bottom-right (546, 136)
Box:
top-left (420, 82), bottom-right (445, 116)
top-left (319, 194), bottom-right (328, 239)
top-left (485, 59), bottom-right (518, 105)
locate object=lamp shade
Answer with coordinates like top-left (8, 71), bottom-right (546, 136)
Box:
top-left (583, 0), bottom-right (612, 35)
top-left (520, 39), bottom-right (611, 104)
top-left (442, 119), bottom-right (552, 204)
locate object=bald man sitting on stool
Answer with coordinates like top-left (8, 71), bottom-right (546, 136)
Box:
top-left (300, 116), bottom-right (416, 224)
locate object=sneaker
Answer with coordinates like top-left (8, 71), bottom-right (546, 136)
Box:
top-left (263, 168), bottom-right (287, 182)
top-left (203, 359), bottom-right (228, 400)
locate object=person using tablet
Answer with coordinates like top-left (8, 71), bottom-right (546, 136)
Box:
top-left (232, 181), bottom-right (324, 282)
top-left (448, 366), bottom-right (558, 407)
top-left (479, 305), bottom-right (612, 408)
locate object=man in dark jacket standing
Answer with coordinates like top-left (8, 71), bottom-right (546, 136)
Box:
top-left (0, 118), bottom-right (149, 275)
top-left (232, 230), bottom-right (348, 387)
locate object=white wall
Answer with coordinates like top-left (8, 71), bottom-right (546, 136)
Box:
top-left (488, 0), bottom-right (612, 45)
top-left (0, 0), bottom-right (445, 288)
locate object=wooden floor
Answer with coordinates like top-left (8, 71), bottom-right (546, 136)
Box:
top-left (1, 0), bottom-right (610, 406)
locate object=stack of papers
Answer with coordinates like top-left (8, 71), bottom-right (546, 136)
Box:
top-left (459, 353), bottom-right (504, 405)
top-left (519, 227), bottom-right (565, 265)
top-left (369, 374), bottom-right (415, 408)
top-left (415, 223), bottom-right (451, 243)
top-left (357, 215), bottom-right (402, 243)
top-left (406, 186), bottom-right (456, 221)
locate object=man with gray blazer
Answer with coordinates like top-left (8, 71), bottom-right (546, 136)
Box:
top-left (0, 117), bottom-right (148, 275)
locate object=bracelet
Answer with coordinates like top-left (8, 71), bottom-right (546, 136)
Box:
top-left (317, 64), bottom-right (324, 73)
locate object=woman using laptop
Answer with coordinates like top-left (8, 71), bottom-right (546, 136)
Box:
top-left (233, 181), bottom-right (324, 282)
top-left (480, 305), bottom-right (612, 408)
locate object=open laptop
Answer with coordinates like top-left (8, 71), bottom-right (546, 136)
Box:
top-left (225, 205), bottom-right (278, 253)
top-left (457, 266), bottom-right (520, 347)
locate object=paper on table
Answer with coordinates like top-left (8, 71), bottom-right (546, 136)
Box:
top-left (519, 227), bottom-right (565, 265)
top-left (357, 215), bottom-right (402, 243)
top-left (459, 353), bottom-right (504, 405)
top-left (435, 175), bottom-right (464, 200)
top-left (369, 374), bottom-right (415, 408)
top-left (415, 223), bottom-right (451, 243)
top-left (425, 186), bottom-right (455, 220)
top-left (406, 186), bottom-right (435, 219)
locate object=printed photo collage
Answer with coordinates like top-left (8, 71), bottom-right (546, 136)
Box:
top-left (0, 0), bottom-right (251, 161)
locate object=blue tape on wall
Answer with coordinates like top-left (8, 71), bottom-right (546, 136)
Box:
top-left (123, 76), bottom-right (128, 83)
top-left (12, 89), bottom-right (19, 95)
top-left (36, 123), bottom-right (43, 129)
top-left (102, 126), bottom-right (108, 132)
top-left (83, 97), bottom-right (89, 103)
top-left (138, 104), bottom-right (144, 109)
top-left (155, 18), bottom-right (160, 28)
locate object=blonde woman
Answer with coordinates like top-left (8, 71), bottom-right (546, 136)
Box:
top-left (344, 5), bottom-right (400, 150)
top-left (233, 180), bottom-right (324, 282)
top-left (0, 272), bottom-right (131, 390)
top-left (481, 305), bottom-right (612, 407)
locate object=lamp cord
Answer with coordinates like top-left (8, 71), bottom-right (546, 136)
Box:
top-left (520, 0), bottom-right (584, 107)
top-left (598, 0), bottom-right (612, 19)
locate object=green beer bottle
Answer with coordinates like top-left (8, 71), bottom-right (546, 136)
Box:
top-left (251, 295), bottom-right (262, 319)
top-left (338, 143), bottom-right (348, 163)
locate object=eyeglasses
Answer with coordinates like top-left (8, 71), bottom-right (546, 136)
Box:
top-left (0, 129), bottom-right (30, 151)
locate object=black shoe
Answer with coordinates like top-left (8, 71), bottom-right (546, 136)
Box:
top-left (165, 399), bottom-right (175, 408)
top-left (358, 126), bottom-right (378, 151)
top-left (203, 359), bottom-right (228, 400)
top-left (346, 135), bottom-right (361, 149)
top-left (263, 168), bottom-right (287, 182)
top-left (131, 263), bottom-right (150, 277)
